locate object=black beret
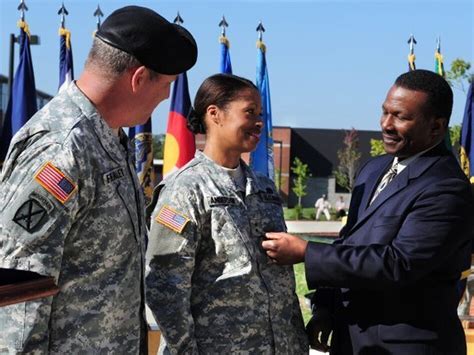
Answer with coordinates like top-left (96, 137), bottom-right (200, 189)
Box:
top-left (96, 6), bottom-right (197, 75)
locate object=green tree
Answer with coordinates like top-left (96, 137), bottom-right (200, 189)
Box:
top-left (446, 58), bottom-right (473, 93)
top-left (152, 134), bottom-right (165, 159)
top-left (450, 124), bottom-right (461, 146)
top-left (274, 168), bottom-right (287, 194)
top-left (334, 128), bottom-right (361, 191)
top-left (291, 157), bottom-right (310, 219)
top-left (370, 138), bottom-right (385, 157)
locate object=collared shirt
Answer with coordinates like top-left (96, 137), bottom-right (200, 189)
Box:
top-left (391, 143), bottom-right (440, 175)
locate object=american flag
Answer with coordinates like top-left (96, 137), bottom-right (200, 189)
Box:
top-left (156, 205), bottom-right (189, 234)
top-left (35, 162), bottom-right (76, 203)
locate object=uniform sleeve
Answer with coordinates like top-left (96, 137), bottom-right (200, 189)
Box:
top-left (305, 178), bottom-right (473, 290)
top-left (0, 142), bottom-right (84, 353)
top-left (145, 182), bottom-right (202, 355)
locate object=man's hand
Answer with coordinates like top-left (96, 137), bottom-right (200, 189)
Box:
top-left (306, 313), bottom-right (332, 352)
top-left (261, 232), bottom-right (308, 265)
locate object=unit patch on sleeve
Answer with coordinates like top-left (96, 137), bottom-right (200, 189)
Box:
top-left (13, 199), bottom-right (47, 232)
top-left (34, 162), bottom-right (77, 204)
top-left (156, 205), bottom-right (190, 234)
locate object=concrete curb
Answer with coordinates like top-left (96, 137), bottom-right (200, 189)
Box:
top-left (286, 221), bottom-right (342, 236)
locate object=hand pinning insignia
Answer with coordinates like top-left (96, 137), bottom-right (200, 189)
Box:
top-left (13, 199), bottom-right (47, 232)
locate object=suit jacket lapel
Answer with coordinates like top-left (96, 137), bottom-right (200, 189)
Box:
top-left (358, 161), bottom-right (391, 219)
top-left (347, 143), bottom-right (447, 236)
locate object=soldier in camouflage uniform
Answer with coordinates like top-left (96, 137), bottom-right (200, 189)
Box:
top-left (0, 6), bottom-right (197, 354)
top-left (146, 74), bottom-right (309, 354)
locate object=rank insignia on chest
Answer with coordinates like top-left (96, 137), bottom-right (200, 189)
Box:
top-left (34, 162), bottom-right (77, 204)
top-left (156, 205), bottom-right (190, 234)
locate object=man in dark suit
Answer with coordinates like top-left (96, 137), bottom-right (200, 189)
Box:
top-left (262, 70), bottom-right (473, 354)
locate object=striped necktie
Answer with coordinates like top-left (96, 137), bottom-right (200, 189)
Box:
top-left (370, 163), bottom-right (398, 204)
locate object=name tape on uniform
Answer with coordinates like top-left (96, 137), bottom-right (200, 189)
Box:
top-left (34, 162), bottom-right (77, 204)
top-left (156, 205), bottom-right (190, 234)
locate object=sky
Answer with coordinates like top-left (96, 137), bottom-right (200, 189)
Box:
top-left (1, 0), bottom-right (473, 136)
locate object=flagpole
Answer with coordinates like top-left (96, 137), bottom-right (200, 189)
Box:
top-left (58, 2), bottom-right (74, 90)
top-left (93, 5), bottom-right (104, 32)
top-left (219, 15), bottom-right (232, 74)
top-left (7, 1), bottom-right (39, 101)
top-left (407, 34), bottom-right (417, 71)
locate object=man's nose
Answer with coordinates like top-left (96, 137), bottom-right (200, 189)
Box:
top-left (381, 114), bottom-right (393, 130)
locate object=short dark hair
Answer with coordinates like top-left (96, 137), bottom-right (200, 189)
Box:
top-left (394, 69), bottom-right (453, 123)
top-left (188, 73), bottom-right (258, 134)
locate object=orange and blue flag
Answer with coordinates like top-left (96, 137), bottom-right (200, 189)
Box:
top-left (0, 20), bottom-right (37, 162)
top-left (162, 73), bottom-right (195, 178)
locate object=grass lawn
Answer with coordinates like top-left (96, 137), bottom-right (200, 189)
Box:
top-left (294, 262), bottom-right (312, 324)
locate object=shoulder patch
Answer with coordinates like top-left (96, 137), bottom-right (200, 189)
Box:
top-left (34, 162), bottom-right (77, 204)
top-left (156, 205), bottom-right (190, 234)
top-left (13, 199), bottom-right (47, 232)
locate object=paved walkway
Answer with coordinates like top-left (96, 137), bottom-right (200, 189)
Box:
top-left (286, 220), bottom-right (343, 236)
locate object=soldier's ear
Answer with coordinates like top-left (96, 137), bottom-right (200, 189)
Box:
top-left (130, 66), bottom-right (147, 93)
top-left (206, 105), bottom-right (221, 126)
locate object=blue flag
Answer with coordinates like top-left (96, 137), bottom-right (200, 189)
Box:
top-left (0, 21), bottom-right (37, 162)
top-left (460, 82), bottom-right (474, 183)
top-left (129, 118), bottom-right (155, 202)
top-left (219, 35), bottom-right (232, 74)
top-left (250, 40), bottom-right (274, 180)
top-left (59, 27), bottom-right (74, 89)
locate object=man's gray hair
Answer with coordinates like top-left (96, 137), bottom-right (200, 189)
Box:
top-left (86, 37), bottom-right (159, 79)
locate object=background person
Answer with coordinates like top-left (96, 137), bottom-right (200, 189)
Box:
top-left (335, 196), bottom-right (346, 219)
top-left (315, 194), bottom-right (331, 220)
top-left (0, 6), bottom-right (197, 353)
top-left (146, 73), bottom-right (308, 354)
top-left (262, 70), bottom-right (473, 355)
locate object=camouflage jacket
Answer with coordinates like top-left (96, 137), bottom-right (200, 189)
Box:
top-left (0, 82), bottom-right (146, 354)
top-left (146, 151), bottom-right (308, 354)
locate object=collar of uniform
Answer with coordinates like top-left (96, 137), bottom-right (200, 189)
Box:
top-left (195, 151), bottom-right (266, 195)
top-left (67, 82), bottom-right (129, 164)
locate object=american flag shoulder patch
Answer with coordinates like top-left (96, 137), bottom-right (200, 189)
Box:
top-left (34, 162), bottom-right (77, 204)
top-left (156, 205), bottom-right (190, 234)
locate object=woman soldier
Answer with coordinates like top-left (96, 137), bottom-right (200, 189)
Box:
top-left (145, 73), bottom-right (308, 354)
